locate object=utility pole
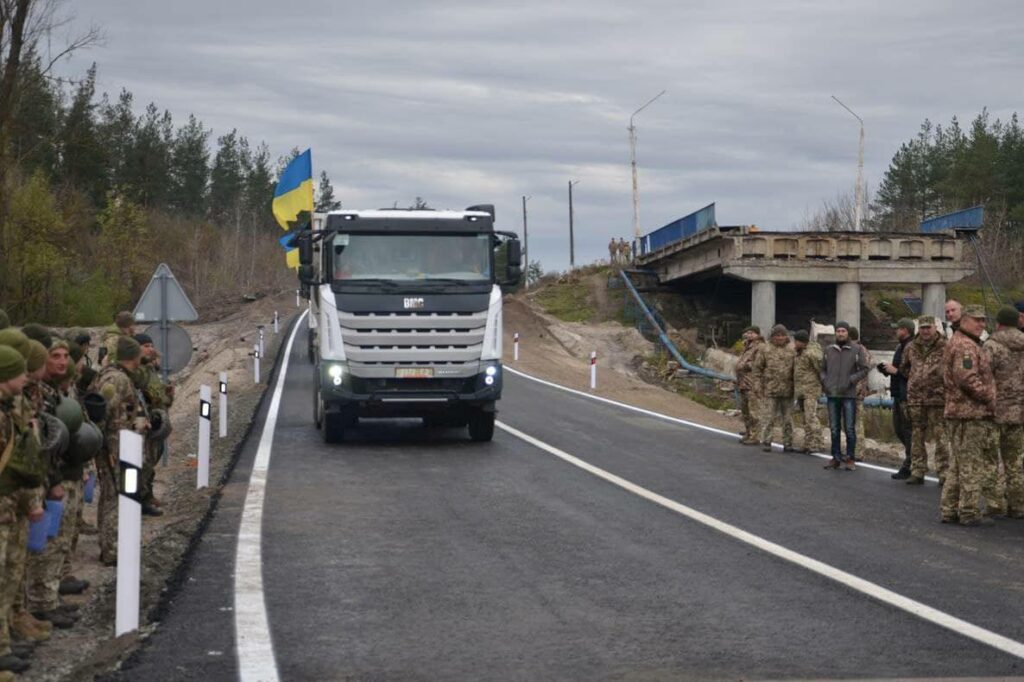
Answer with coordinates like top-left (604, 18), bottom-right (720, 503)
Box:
top-left (831, 95), bottom-right (865, 232)
top-left (568, 180), bottom-right (580, 269)
top-left (629, 89), bottom-right (667, 239)
top-left (521, 195), bottom-right (531, 289)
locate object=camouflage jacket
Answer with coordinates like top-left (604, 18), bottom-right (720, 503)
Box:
top-left (900, 334), bottom-right (946, 407)
top-left (24, 379), bottom-right (65, 488)
top-left (755, 341), bottom-right (796, 398)
top-left (0, 389), bottom-right (44, 497)
top-left (134, 362), bottom-right (173, 411)
top-left (95, 364), bottom-right (147, 465)
top-left (793, 342), bottom-right (823, 400)
top-left (101, 325), bottom-right (125, 365)
top-left (984, 328), bottom-right (1024, 424)
top-left (735, 337), bottom-right (765, 394)
top-left (943, 330), bottom-right (995, 420)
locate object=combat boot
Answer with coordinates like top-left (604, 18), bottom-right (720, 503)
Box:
top-left (10, 640), bottom-right (35, 658)
top-left (10, 611), bottom-right (50, 642)
top-left (905, 475), bottom-right (925, 485)
top-left (32, 609), bottom-right (75, 629)
top-left (891, 466), bottom-right (911, 480)
top-left (0, 654), bottom-right (29, 674)
top-left (58, 576), bottom-right (90, 595)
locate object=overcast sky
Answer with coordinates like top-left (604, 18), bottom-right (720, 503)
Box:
top-left (61, 0), bottom-right (1022, 271)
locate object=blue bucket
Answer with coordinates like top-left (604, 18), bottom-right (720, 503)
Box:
top-left (27, 517), bottom-right (48, 553)
top-left (84, 471), bottom-right (96, 504)
top-left (44, 499), bottom-right (64, 538)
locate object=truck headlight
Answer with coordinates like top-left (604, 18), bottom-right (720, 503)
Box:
top-left (485, 366), bottom-right (497, 377)
top-left (326, 363), bottom-right (344, 386)
top-left (485, 376), bottom-right (495, 385)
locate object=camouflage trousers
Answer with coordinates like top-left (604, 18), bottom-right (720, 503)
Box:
top-left (26, 480), bottom-right (83, 612)
top-left (739, 391), bottom-right (761, 441)
top-left (61, 476), bottom-right (85, 580)
top-left (761, 397), bottom-right (794, 447)
top-left (855, 399), bottom-right (865, 451)
top-left (797, 396), bottom-right (824, 451)
top-left (981, 423), bottom-right (1024, 516)
top-left (909, 405), bottom-right (950, 479)
top-left (140, 439), bottom-right (163, 503)
top-left (97, 456), bottom-right (119, 564)
top-left (9, 488), bottom-right (41, 618)
top-left (941, 419), bottom-right (997, 523)
top-left (0, 495), bottom-right (17, 656)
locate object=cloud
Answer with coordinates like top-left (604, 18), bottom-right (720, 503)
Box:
top-left (62, 0), bottom-right (1024, 270)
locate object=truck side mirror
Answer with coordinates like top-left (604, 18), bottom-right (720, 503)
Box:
top-left (297, 265), bottom-right (315, 285)
top-left (298, 235), bottom-right (313, 266)
top-left (505, 239), bottom-right (521, 269)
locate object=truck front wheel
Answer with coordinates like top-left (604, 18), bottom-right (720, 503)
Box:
top-left (467, 409), bottom-right (495, 442)
top-left (322, 410), bottom-right (346, 444)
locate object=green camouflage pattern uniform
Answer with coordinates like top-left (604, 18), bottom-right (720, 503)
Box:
top-left (735, 337), bottom-right (765, 442)
top-left (941, 329), bottom-right (998, 524)
top-left (854, 346), bottom-right (872, 448)
top-left (756, 341), bottom-right (796, 447)
top-left (900, 334), bottom-right (950, 479)
top-left (794, 342), bottom-right (824, 451)
top-left (0, 391), bottom-right (45, 656)
top-left (94, 364), bottom-right (147, 564)
top-left (984, 328), bottom-right (1024, 516)
top-left (27, 382), bottom-right (89, 612)
top-left (101, 325), bottom-right (126, 365)
top-left (134, 360), bottom-right (171, 503)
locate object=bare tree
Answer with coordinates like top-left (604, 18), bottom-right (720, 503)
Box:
top-left (799, 185), bottom-right (877, 232)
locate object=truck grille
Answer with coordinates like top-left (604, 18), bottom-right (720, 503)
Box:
top-left (339, 310), bottom-right (487, 367)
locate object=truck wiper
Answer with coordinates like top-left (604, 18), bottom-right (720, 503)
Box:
top-left (337, 278), bottom-right (402, 290)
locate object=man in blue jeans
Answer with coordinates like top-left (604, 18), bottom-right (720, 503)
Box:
top-left (821, 321), bottom-right (869, 470)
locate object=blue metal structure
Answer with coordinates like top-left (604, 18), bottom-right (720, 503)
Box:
top-left (635, 203), bottom-right (716, 257)
top-left (920, 206), bottom-right (984, 233)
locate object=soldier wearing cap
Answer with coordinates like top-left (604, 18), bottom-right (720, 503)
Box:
top-left (880, 318), bottom-right (915, 478)
top-left (93, 336), bottom-right (149, 564)
top-left (133, 333), bottom-right (173, 517)
top-left (982, 307), bottom-right (1024, 518)
top-left (899, 315), bottom-right (949, 485)
top-left (792, 329), bottom-right (824, 453)
top-left (941, 304), bottom-right (998, 525)
top-left (100, 311), bottom-right (136, 367)
top-left (755, 324), bottom-right (796, 453)
top-left (734, 325), bottom-right (766, 445)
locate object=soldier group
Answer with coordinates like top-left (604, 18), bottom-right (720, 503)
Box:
top-left (608, 238), bottom-right (632, 265)
top-left (734, 299), bottom-right (1024, 527)
top-left (0, 309), bottom-right (173, 677)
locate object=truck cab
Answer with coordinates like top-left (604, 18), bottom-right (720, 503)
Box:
top-left (299, 205), bottom-right (520, 443)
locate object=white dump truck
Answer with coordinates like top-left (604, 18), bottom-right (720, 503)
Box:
top-left (295, 205), bottom-right (521, 443)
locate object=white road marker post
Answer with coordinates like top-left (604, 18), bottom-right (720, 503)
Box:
top-left (590, 351), bottom-right (597, 390)
top-left (295, 289), bottom-right (300, 308)
top-left (198, 385), bottom-right (211, 489)
top-left (513, 332), bottom-right (519, 362)
top-left (253, 344), bottom-right (261, 384)
top-left (116, 429), bottom-right (144, 637)
top-left (258, 325), bottom-right (265, 360)
top-left (218, 372), bottom-right (228, 439)
top-left (273, 311), bottom-right (279, 334)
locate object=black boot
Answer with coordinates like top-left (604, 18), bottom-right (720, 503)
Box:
top-left (0, 654), bottom-right (30, 673)
top-left (31, 610), bottom-right (75, 629)
top-left (58, 577), bottom-right (90, 595)
top-left (891, 466), bottom-right (911, 480)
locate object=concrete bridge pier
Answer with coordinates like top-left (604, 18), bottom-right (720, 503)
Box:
top-left (836, 282), bottom-right (861, 332)
top-left (751, 281), bottom-right (776, 335)
top-left (922, 282), bottom-right (946, 321)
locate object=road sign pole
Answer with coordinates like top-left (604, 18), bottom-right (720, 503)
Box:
top-left (116, 430), bottom-right (143, 637)
top-left (198, 385), bottom-right (211, 489)
top-left (219, 372), bottom-right (228, 439)
top-left (159, 273), bottom-right (169, 383)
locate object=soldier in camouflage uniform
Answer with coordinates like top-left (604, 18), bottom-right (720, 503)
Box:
top-left (94, 336), bottom-right (149, 565)
top-left (0, 343), bottom-right (47, 676)
top-left (982, 307), bottom-right (1024, 518)
top-left (900, 316), bottom-right (949, 484)
top-left (941, 305), bottom-right (998, 526)
top-left (100, 310), bottom-right (136, 367)
top-left (134, 334), bottom-right (173, 517)
top-left (756, 324), bottom-right (796, 452)
top-left (734, 326), bottom-right (765, 445)
top-left (848, 326), bottom-right (871, 454)
top-left (793, 329), bottom-right (824, 453)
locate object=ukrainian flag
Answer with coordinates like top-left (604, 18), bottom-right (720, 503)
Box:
top-left (273, 149), bottom-right (313, 230)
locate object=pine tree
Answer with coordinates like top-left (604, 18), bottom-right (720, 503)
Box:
top-left (209, 129), bottom-right (245, 227)
top-left (169, 114), bottom-right (210, 216)
top-left (59, 64), bottom-right (108, 205)
top-left (315, 170), bottom-right (340, 211)
top-left (127, 103), bottom-right (173, 207)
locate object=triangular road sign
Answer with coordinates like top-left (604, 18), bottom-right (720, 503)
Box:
top-left (133, 263), bottom-right (199, 322)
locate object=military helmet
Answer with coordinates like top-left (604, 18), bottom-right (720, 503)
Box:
top-left (37, 412), bottom-right (70, 458)
top-left (68, 421), bottom-right (103, 463)
top-left (55, 396), bottom-right (84, 435)
top-left (149, 408), bottom-right (172, 442)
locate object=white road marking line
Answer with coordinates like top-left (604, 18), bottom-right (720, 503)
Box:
top-left (235, 310), bottom-right (308, 682)
top-left (495, 420), bottom-right (1024, 660)
top-left (504, 365), bottom-right (937, 482)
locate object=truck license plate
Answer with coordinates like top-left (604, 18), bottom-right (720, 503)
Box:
top-left (395, 368), bottom-right (433, 378)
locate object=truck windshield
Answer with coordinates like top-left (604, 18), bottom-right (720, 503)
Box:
top-left (331, 233), bottom-right (491, 283)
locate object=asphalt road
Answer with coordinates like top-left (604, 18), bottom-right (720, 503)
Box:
top-left (116, 319), bottom-right (1024, 680)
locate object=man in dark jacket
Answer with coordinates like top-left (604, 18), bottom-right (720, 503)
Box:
top-left (821, 321), bottom-right (869, 470)
top-left (881, 318), bottom-right (915, 479)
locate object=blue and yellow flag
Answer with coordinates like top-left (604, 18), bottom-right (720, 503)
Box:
top-left (279, 233), bottom-right (301, 269)
top-left (273, 149), bottom-right (313, 230)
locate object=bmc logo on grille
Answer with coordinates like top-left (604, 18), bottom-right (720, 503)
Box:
top-left (403, 297), bottom-right (425, 309)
